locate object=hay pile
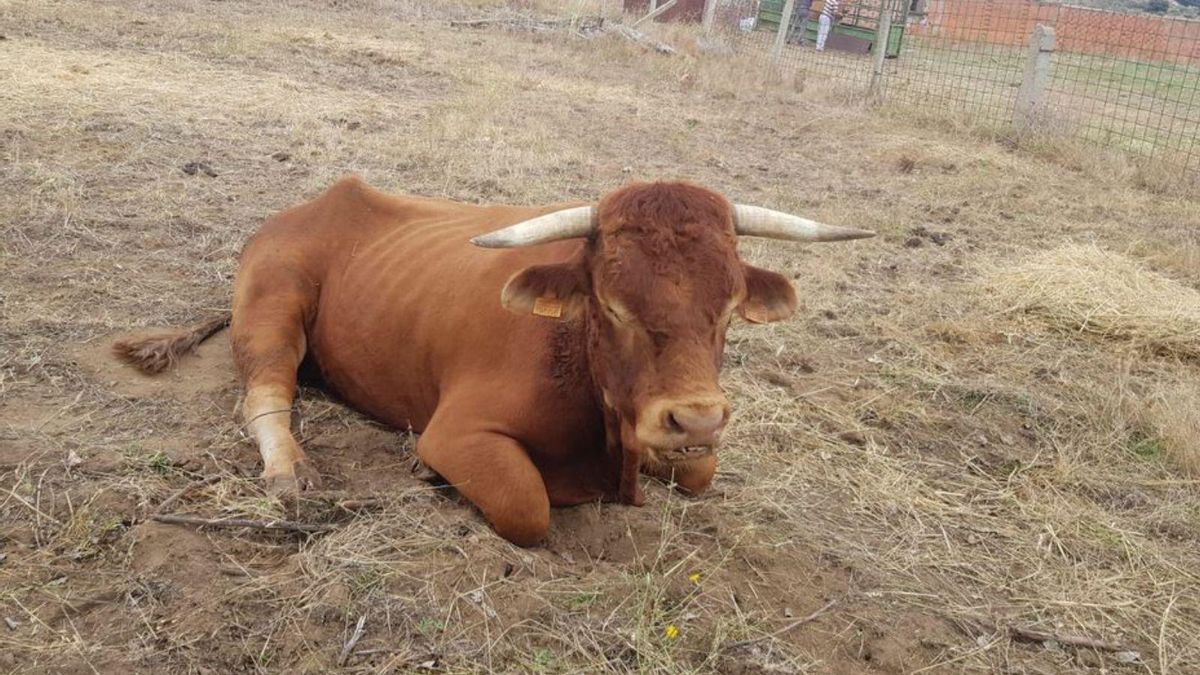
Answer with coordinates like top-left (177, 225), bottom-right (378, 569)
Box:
top-left (988, 244), bottom-right (1200, 358)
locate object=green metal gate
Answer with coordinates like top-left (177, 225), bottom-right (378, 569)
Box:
top-left (757, 0), bottom-right (908, 58)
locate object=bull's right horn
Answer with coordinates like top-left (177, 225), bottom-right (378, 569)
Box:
top-left (734, 205), bottom-right (875, 242)
top-left (471, 206), bottom-right (597, 248)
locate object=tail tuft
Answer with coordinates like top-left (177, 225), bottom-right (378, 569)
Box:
top-left (112, 313), bottom-right (231, 374)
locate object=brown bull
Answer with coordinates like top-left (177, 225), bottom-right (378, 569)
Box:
top-left (116, 177), bottom-right (872, 545)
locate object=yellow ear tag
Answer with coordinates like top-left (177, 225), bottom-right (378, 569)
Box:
top-left (532, 296), bottom-right (564, 318)
top-left (743, 305), bottom-right (768, 324)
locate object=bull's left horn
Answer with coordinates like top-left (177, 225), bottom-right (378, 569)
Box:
top-left (734, 205), bottom-right (875, 242)
top-left (471, 206), bottom-right (596, 248)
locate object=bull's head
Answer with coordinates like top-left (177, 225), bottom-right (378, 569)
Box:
top-left (472, 182), bottom-right (872, 488)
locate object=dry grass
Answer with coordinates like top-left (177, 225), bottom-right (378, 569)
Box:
top-left (1140, 383), bottom-right (1200, 478)
top-left (2, 0), bottom-right (1200, 673)
top-left (986, 244), bottom-right (1200, 359)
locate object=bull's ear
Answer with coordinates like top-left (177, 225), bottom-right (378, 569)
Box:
top-left (501, 262), bottom-right (589, 320)
top-left (738, 263), bottom-right (797, 324)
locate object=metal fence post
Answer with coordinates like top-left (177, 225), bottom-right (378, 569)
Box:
top-left (1014, 24), bottom-right (1056, 130)
top-left (702, 0), bottom-right (717, 33)
top-left (772, 0), bottom-right (798, 64)
top-left (868, 2), bottom-right (892, 101)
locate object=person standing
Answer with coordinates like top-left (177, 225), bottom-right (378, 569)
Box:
top-left (816, 0), bottom-right (840, 51)
top-left (788, 0), bottom-right (813, 45)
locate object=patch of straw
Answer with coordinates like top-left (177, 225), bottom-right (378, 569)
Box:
top-left (1141, 382), bottom-right (1200, 477)
top-left (987, 244), bottom-right (1200, 358)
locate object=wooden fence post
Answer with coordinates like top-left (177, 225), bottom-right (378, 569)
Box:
top-left (1014, 24), bottom-right (1056, 129)
top-left (702, 0), bottom-right (718, 33)
top-left (772, 0), bottom-right (798, 63)
top-left (868, 2), bottom-right (892, 100)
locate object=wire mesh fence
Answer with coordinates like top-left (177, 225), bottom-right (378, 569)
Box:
top-left (711, 0), bottom-right (1200, 170)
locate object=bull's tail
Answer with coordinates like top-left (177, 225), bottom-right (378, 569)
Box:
top-left (112, 312), bottom-right (232, 374)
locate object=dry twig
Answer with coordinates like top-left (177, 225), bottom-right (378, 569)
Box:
top-left (151, 513), bottom-right (330, 534)
top-left (611, 25), bottom-right (676, 54)
top-left (724, 599), bottom-right (838, 649)
top-left (1008, 625), bottom-right (1131, 652)
top-left (338, 615), bottom-right (367, 666)
top-left (336, 498), bottom-right (384, 511)
top-left (155, 475), bottom-right (222, 514)
top-left (958, 614), bottom-right (1133, 653)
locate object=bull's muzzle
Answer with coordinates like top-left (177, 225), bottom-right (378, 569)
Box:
top-left (638, 397), bottom-right (731, 461)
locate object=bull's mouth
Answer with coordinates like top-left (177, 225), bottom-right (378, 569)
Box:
top-left (658, 445), bottom-right (715, 463)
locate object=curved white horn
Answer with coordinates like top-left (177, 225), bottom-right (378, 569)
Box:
top-left (471, 206), bottom-right (596, 249)
top-left (734, 205), bottom-right (875, 242)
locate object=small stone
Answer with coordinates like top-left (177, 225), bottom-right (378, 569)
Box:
top-left (1115, 651), bottom-right (1141, 664)
top-left (181, 161), bottom-right (217, 177)
top-left (975, 434), bottom-right (989, 446)
top-left (838, 430), bottom-right (867, 447)
top-left (784, 607), bottom-right (794, 618)
top-left (4, 617), bottom-right (19, 631)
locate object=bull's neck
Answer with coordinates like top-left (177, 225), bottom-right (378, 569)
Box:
top-left (550, 318), bottom-right (611, 441)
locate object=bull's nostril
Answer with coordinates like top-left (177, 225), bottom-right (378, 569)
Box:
top-left (666, 404), bottom-right (728, 437)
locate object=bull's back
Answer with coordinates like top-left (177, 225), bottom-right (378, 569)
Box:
top-left (295, 178), bottom-right (583, 433)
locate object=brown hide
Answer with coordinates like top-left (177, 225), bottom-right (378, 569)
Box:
top-left (231, 176), bottom-right (796, 545)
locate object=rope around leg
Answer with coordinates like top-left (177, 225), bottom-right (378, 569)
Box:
top-left (241, 408), bottom-right (293, 430)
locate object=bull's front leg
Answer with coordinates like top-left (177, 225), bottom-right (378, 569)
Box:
top-left (608, 409), bottom-right (646, 506)
top-left (417, 423), bottom-right (550, 547)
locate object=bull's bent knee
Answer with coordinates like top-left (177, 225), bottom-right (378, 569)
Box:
top-left (487, 496), bottom-right (550, 547)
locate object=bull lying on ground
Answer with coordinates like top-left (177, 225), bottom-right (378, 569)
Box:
top-left (116, 177), bottom-right (872, 546)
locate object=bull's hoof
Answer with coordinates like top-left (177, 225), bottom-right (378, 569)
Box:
top-left (264, 461), bottom-right (322, 496)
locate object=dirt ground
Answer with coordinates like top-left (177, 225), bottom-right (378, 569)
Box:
top-left (2, 1), bottom-right (1199, 673)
